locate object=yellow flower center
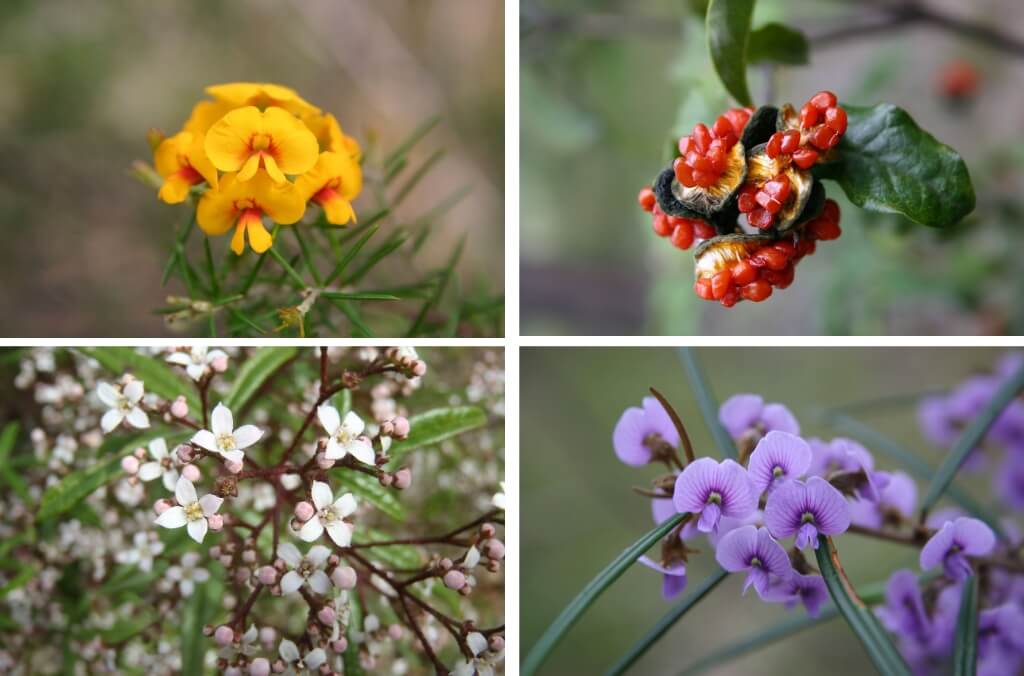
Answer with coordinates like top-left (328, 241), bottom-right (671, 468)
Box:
top-left (217, 433), bottom-right (236, 451)
top-left (116, 395), bottom-right (133, 413)
top-left (320, 507), bottom-right (336, 523)
top-left (184, 502), bottom-right (204, 521)
top-left (250, 133), bottom-right (273, 152)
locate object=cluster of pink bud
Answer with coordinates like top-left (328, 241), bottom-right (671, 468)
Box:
top-left (170, 395), bottom-right (189, 418)
top-left (385, 347), bottom-right (428, 377)
top-left (379, 415), bottom-right (411, 440)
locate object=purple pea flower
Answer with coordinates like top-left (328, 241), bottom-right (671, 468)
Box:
top-left (763, 476), bottom-right (851, 549)
top-left (746, 431), bottom-right (812, 495)
top-left (977, 603), bottom-right (1024, 673)
top-left (652, 498), bottom-right (700, 541)
top-left (673, 458), bottom-right (757, 533)
top-left (849, 471), bottom-right (917, 529)
top-left (718, 394), bottom-right (800, 440)
top-left (637, 556), bottom-right (688, 600)
top-left (715, 525), bottom-right (791, 598)
top-left (807, 437), bottom-right (886, 501)
top-left (920, 517), bottom-right (996, 582)
top-left (763, 572), bottom-right (829, 617)
top-left (613, 397), bottom-right (680, 466)
top-left (707, 510), bottom-right (763, 548)
top-left (875, 569), bottom-right (931, 643)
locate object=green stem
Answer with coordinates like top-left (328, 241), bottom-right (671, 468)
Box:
top-left (267, 247), bottom-right (307, 290)
top-left (677, 348), bottom-right (737, 459)
top-left (522, 512), bottom-right (687, 676)
top-left (953, 574), bottom-right (979, 676)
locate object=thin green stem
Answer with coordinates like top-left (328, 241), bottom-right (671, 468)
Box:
top-left (953, 575), bottom-right (979, 676)
top-left (267, 247), bottom-right (307, 290)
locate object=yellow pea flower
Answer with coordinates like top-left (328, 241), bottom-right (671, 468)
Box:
top-left (153, 131), bottom-right (219, 204)
top-left (197, 172), bottom-right (306, 255)
top-left (205, 82), bottom-right (320, 117)
top-left (295, 152), bottom-right (362, 226)
top-left (183, 99), bottom-right (235, 136)
top-left (205, 106), bottom-right (319, 184)
top-left (303, 112), bottom-right (362, 162)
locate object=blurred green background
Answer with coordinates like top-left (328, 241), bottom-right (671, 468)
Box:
top-left (0, 0), bottom-right (503, 337)
top-left (521, 0), bottom-right (1024, 335)
top-left (522, 346), bottom-right (1012, 674)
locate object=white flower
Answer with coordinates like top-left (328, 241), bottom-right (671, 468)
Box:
top-left (166, 552), bottom-right (209, 596)
top-left (395, 347), bottom-right (419, 361)
top-left (154, 476), bottom-right (223, 543)
top-left (97, 380), bottom-right (149, 433)
top-left (115, 532), bottom-right (165, 573)
top-left (298, 481), bottom-right (357, 547)
top-left (492, 481), bottom-right (506, 511)
top-left (451, 633), bottom-right (501, 676)
top-left (166, 346), bottom-right (228, 381)
top-left (316, 405), bottom-right (375, 465)
top-left (279, 639), bottom-right (326, 674)
top-left (190, 402), bottom-right (262, 465)
top-left (218, 624), bottom-right (258, 658)
top-left (464, 546), bottom-right (481, 569)
top-left (277, 543), bottom-right (331, 595)
top-left (136, 438), bottom-right (179, 492)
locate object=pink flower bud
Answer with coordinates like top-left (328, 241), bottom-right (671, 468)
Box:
top-left (331, 566), bottom-right (357, 590)
top-left (439, 558), bottom-right (453, 571)
top-left (331, 637), bottom-right (348, 653)
top-left (378, 473), bottom-right (393, 487)
top-left (317, 606), bottom-right (336, 625)
top-left (220, 554), bottom-right (233, 567)
top-left (388, 624), bottom-right (402, 640)
top-left (170, 396), bottom-right (189, 418)
top-left (176, 444), bottom-right (194, 463)
top-left (259, 626), bottom-right (276, 645)
top-left (295, 501), bottom-right (315, 522)
top-left (214, 625), bottom-right (234, 646)
top-left (242, 549), bottom-right (256, 564)
top-left (153, 499), bottom-right (172, 515)
top-left (226, 460), bottom-right (243, 474)
top-left (211, 355), bottom-right (229, 372)
top-left (316, 453), bottom-right (335, 470)
top-left (380, 420), bottom-right (394, 437)
top-left (234, 567), bottom-right (250, 583)
top-left (481, 523), bottom-right (496, 538)
top-left (249, 658), bottom-right (270, 676)
top-left (443, 570), bottom-right (466, 590)
top-left (490, 635), bottom-right (505, 652)
top-left (486, 540), bottom-right (505, 561)
top-left (225, 668), bottom-right (241, 676)
top-left (209, 546), bottom-right (221, 558)
top-left (257, 566), bottom-right (278, 586)
top-left (392, 416), bottom-right (410, 438)
top-left (182, 464), bottom-right (200, 482)
top-left (393, 468), bottom-right (412, 490)
top-left (133, 446), bottom-right (147, 460)
top-left (208, 514), bottom-right (224, 531)
top-left (412, 361), bottom-right (427, 377)
top-left (121, 456), bottom-right (139, 474)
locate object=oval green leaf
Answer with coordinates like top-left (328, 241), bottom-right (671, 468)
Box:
top-left (386, 406), bottom-right (487, 464)
top-left (813, 103), bottom-right (975, 227)
top-left (706, 0), bottom-right (755, 107)
top-left (331, 468), bottom-right (407, 522)
top-left (224, 347), bottom-right (298, 412)
top-left (747, 22), bottom-right (808, 65)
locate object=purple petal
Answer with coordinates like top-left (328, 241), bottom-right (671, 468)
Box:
top-left (747, 431), bottom-right (812, 495)
top-left (763, 480), bottom-right (805, 540)
top-left (637, 555), bottom-right (686, 578)
top-left (920, 521), bottom-right (956, 571)
top-left (849, 498), bottom-right (883, 529)
top-left (698, 502), bottom-right (721, 533)
top-left (760, 403), bottom-right (800, 435)
top-left (641, 396), bottom-right (681, 447)
top-left (662, 571), bottom-right (688, 599)
top-left (918, 396), bottom-right (958, 447)
top-left (673, 457), bottom-right (720, 514)
top-left (719, 394), bottom-right (764, 439)
top-left (717, 459), bottom-right (757, 518)
top-left (926, 507), bottom-right (965, 530)
top-left (795, 574), bottom-right (828, 617)
top-left (952, 517), bottom-right (996, 556)
top-left (754, 527), bottom-right (792, 578)
top-left (796, 523), bottom-right (819, 550)
top-left (996, 456), bottom-right (1024, 511)
top-left (714, 524), bottom-right (758, 573)
top-left (878, 471), bottom-right (917, 519)
top-left (764, 477), bottom-right (850, 545)
top-left (707, 510), bottom-right (763, 548)
top-left (804, 476), bottom-right (852, 536)
top-left (943, 552), bottom-right (973, 582)
top-left (876, 569), bottom-right (930, 640)
top-left (651, 498), bottom-right (677, 525)
top-left (612, 407), bottom-right (655, 466)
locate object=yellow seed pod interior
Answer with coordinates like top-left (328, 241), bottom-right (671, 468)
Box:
top-left (693, 234), bottom-right (771, 279)
top-left (671, 142), bottom-right (747, 216)
top-left (746, 147), bottom-right (815, 231)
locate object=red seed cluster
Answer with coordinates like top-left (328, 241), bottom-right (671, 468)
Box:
top-left (694, 199), bottom-right (842, 307)
top-left (736, 174), bottom-right (792, 230)
top-left (939, 60), bottom-right (980, 100)
top-left (765, 129), bottom-right (819, 169)
top-left (673, 108), bottom-right (752, 189)
top-left (799, 90), bottom-right (847, 151)
top-left (638, 186), bottom-right (715, 251)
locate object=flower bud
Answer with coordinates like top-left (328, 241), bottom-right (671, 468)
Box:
top-left (259, 626), bottom-right (276, 645)
top-left (393, 468), bottom-right (412, 490)
top-left (214, 625), bottom-right (235, 646)
top-left (490, 635), bottom-right (504, 652)
top-left (380, 420), bottom-right (394, 437)
top-left (182, 464), bottom-right (200, 482)
top-left (234, 567), bottom-right (250, 583)
top-left (257, 566), bottom-right (278, 586)
top-left (481, 523), bottom-right (495, 538)
top-left (170, 396), bottom-right (189, 418)
top-left (225, 668), bottom-right (241, 676)
top-left (486, 540), bottom-right (505, 561)
top-left (439, 558), bottom-right (453, 571)
top-left (121, 456), bottom-right (139, 474)
top-left (295, 501), bottom-right (315, 522)
top-left (220, 554), bottom-right (233, 567)
top-left (210, 546), bottom-right (221, 558)
top-left (272, 658), bottom-right (286, 673)
top-left (249, 658), bottom-right (270, 676)
top-left (388, 624), bottom-right (403, 640)
top-left (154, 499), bottom-right (172, 515)
top-left (242, 549), bottom-right (256, 564)
top-left (392, 416), bottom-right (410, 439)
top-left (316, 453), bottom-right (335, 470)
top-left (211, 355), bottom-right (229, 372)
top-left (226, 460), bottom-right (243, 474)
top-left (208, 514), bottom-right (224, 531)
top-left (331, 565), bottom-right (357, 590)
top-left (317, 606), bottom-right (336, 625)
top-left (378, 473), bottom-right (393, 488)
top-left (331, 638), bottom-right (348, 653)
top-left (443, 570), bottom-right (466, 590)
top-left (176, 444), bottom-right (194, 463)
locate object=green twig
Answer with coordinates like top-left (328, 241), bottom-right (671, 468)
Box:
top-left (678, 348), bottom-right (737, 460)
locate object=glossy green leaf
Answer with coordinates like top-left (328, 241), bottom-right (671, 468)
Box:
top-left (181, 578), bottom-right (212, 675)
top-left (224, 347), bottom-right (298, 412)
top-left (387, 406), bottom-right (487, 464)
top-left (747, 22), bottom-right (808, 65)
top-left (706, 0), bottom-right (755, 106)
top-left (354, 528), bottom-right (422, 569)
top-left (78, 347), bottom-right (200, 411)
top-left (678, 348), bottom-right (738, 459)
top-left (331, 469), bottom-right (406, 522)
top-left (815, 536), bottom-right (910, 676)
top-left (954, 575), bottom-right (979, 676)
top-left (814, 103), bottom-right (975, 227)
top-left (522, 512), bottom-right (688, 676)
top-left (920, 363), bottom-right (1024, 519)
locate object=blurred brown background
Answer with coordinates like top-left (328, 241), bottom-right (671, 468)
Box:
top-left (0, 0), bottom-right (503, 337)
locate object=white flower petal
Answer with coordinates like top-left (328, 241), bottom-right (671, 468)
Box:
top-left (220, 449), bottom-right (244, 465)
top-left (175, 476), bottom-right (198, 505)
top-left (165, 352), bottom-right (192, 366)
top-left (186, 363), bottom-right (206, 381)
top-left (162, 469), bottom-right (179, 492)
top-left (464, 546), bottom-right (481, 569)
top-left (280, 570), bottom-right (304, 595)
top-left (467, 632), bottom-right (488, 656)
top-left (341, 411), bottom-right (365, 437)
top-left (148, 438), bottom-right (168, 460)
top-left (96, 382), bottom-right (120, 407)
top-left (325, 521), bottom-right (353, 548)
top-left (100, 409), bottom-right (123, 433)
top-left (186, 518), bottom-right (208, 543)
top-left (199, 494), bottom-right (223, 516)
top-left (190, 430), bottom-right (218, 452)
top-left (304, 648), bottom-right (326, 670)
top-left (193, 568), bottom-right (210, 582)
top-left (277, 542), bottom-right (302, 568)
top-left (308, 570), bottom-right (331, 595)
top-left (137, 462), bottom-right (163, 482)
top-left (124, 380), bottom-right (145, 403)
top-left (126, 407), bottom-right (150, 429)
top-left (231, 425), bottom-right (263, 450)
top-left (242, 624), bottom-right (257, 642)
top-left (298, 517), bottom-right (324, 542)
top-left (279, 639), bottom-right (300, 663)
top-left (347, 438), bottom-right (376, 466)
top-left (317, 405), bottom-right (341, 435)
top-left (211, 403), bottom-right (233, 436)
top-left (333, 493), bottom-right (357, 518)
top-left (323, 438), bottom-right (345, 461)
top-left (306, 545), bottom-right (331, 568)
top-left (479, 665), bottom-right (495, 676)
top-left (206, 349), bottom-right (228, 363)
top-left (311, 481), bottom-right (333, 510)
top-left (179, 578), bottom-right (195, 597)
top-left (452, 660), bottom-right (475, 676)
top-left (155, 506), bottom-right (187, 529)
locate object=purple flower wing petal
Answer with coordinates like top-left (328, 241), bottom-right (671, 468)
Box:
top-left (662, 570), bottom-right (688, 599)
top-left (719, 394), bottom-right (764, 439)
top-left (763, 479), bottom-right (803, 540)
top-left (755, 527), bottom-right (792, 578)
top-left (952, 517), bottom-right (996, 556)
top-left (714, 525), bottom-right (757, 572)
top-left (805, 476), bottom-right (851, 536)
top-left (642, 396), bottom-right (681, 448)
top-left (651, 498), bottom-right (677, 525)
top-left (673, 458), bottom-right (718, 514)
top-left (760, 403), bottom-right (801, 435)
top-left (747, 431), bottom-right (812, 494)
top-left (920, 521), bottom-right (956, 571)
top-left (718, 459), bottom-right (757, 518)
top-left (612, 407), bottom-right (654, 466)
top-left (880, 471), bottom-right (917, 518)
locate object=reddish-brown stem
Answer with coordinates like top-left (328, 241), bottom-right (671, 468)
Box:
top-left (399, 594), bottom-right (446, 675)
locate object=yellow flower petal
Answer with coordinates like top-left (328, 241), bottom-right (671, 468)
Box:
top-left (246, 218), bottom-right (274, 253)
top-left (205, 82), bottom-right (320, 117)
top-left (247, 172), bottom-right (306, 225)
top-left (237, 154), bottom-right (261, 182)
top-left (205, 106), bottom-right (262, 173)
top-left (184, 99), bottom-right (235, 135)
top-left (158, 175), bottom-right (192, 204)
top-left (262, 154), bottom-right (287, 184)
top-left (196, 174), bottom-right (241, 236)
top-left (153, 132), bottom-right (191, 179)
top-left (262, 107), bottom-right (318, 176)
top-left (320, 193), bottom-right (355, 226)
top-left (185, 134), bottom-right (218, 190)
top-left (295, 151), bottom-right (362, 202)
top-left (230, 222), bottom-right (247, 255)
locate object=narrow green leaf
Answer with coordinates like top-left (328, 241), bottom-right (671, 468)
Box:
top-left (407, 235), bottom-right (465, 336)
top-left (747, 22), bottom-right (808, 65)
top-left (678, 348), bottom-right (738, 460)
top-left (605, 567), bottom-right (729, 676)
top-left (522, 513), bottom-right (688, 676)
top-left (331, 469), bottom-right (406, 522)
top-left (292, 227), bottom-right (324, 287)
top-left (920, 364), bottom-right (1024, 519)
top-left (384, 115), bottom-right (441, 168)
top-left (100, 608), bottom-right (158, 644)
top-left (203, 237), bottom-right (220, 298)
top-left (706, 0), bottom-right (755, 106)
top-left (354, 528), bottom-right (422, 569)
top-left (0, 422), bottom-right (19, 463)
top-left (224, 347), bottom-right (298, 412)
top-left (77, 347), bottom-right (200, 411)
top-left (953, 574), bottom-right (979, 676)
top-left (387, 406), bottom-right (487, 464)
top-left (814, 103), bottom-right (975, 227)
top-left (324, 223), bottom-right (380, 287)
top-left (320, 292), bottom-right (400, 302)
top-left (181, 578), bottom-right (211, 675)
top-left (344, 589), bottom-right (367, 676)
top-left (815, 536), bottom-right (910, 676)
top-left (342, 233), bottom-right (408, 286)
top-left (268, 247), bottom-right (307, 289)
top-left (392, 148), bottom-right (445, 207)
top-left (325, 297), bottom-right (376, 337)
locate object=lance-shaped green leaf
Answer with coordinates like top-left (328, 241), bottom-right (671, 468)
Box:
top-left (224, 347), bottom-right (298, 412)
top-left (815, 536), bottom-right (910, 676)
top-left (678, 347), bottom-right (738, 459)
top-left (386, 406), bottom-right (487, 464)
top-left (522, 512), bottom-right (688, 676)
top-left (78, 347), bottom-right (200, 411)
top-left (954, 574), bottom-right (979, 676)
top-left (181, 576), bottom-right (214, 675)
top-left (605, 567), bottom-right (728, 676)
top-left (353, 528), bottom-right (422, 569)
top-left (920, 364), bottom-right (1024, 520)
top-left (706, 0), bottom-right (756, 106)
top-left (814, 103), bottom-right (975, 227)
top-left (331, 468), bottom-right (406, 522)
top-left (747, 23), bottom-right (808, 65)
